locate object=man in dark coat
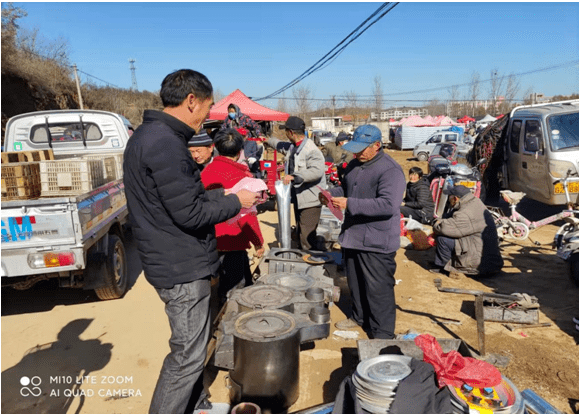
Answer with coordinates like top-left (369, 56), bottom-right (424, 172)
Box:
top-left (321, 125), bottom-right (406, 339)
top-left (431, 185), bottom-right (503, 277)
top-left (123, 69), bottom-right (257, 414)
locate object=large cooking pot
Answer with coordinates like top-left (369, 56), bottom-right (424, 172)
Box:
top-left (222, 309), bottom-right (330, 412)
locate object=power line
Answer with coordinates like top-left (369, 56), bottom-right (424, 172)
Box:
top-left (255, 2), bottom-right (399, 101)
top-left (340, 60), bottom-right (579, 98)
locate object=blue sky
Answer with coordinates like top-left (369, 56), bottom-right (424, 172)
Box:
top-left (10, 2), bottom-right (580, 108)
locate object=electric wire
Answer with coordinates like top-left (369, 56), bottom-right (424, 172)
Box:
top-left (255, 2), bottom-right (399, 101)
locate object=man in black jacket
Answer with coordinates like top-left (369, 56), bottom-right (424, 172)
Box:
top-left (123, 69), bottom-right (257, 414)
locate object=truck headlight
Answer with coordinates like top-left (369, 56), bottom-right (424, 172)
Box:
top-left (549, 160), bottom-right (577, 179)
top-left (28, 252), bottom-right (76, 269)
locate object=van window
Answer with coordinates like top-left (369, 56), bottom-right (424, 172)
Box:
top-left (523, 120), bottom-right (543, 153)
top-left (548, 112), bottom-right (579, 151)
top-left (509, 120), bottom-right (522, 153)
top-left (431, 134), bottom-right (442, 143)
top-left (444, 134), bottom-right (456, 142)
top-left (30, 122), bottom-right (103, 143)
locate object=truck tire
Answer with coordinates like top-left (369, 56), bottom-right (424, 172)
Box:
top-left (95, 234), bottom-right (128, 300)
top-left (417, 152), bottom-right (428, 161)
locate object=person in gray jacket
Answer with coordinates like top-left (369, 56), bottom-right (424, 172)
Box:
top-left (268, 116), bottom-right (326, 250)
top-left (320, 125), bottom-right (406, 339)
top-left (430, 185), bottom-right (503, 277)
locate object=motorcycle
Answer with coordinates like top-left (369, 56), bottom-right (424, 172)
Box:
top-left (325, 161), bottom-right (342, 187)
top-left (427, 143), bottom-right (487, 218)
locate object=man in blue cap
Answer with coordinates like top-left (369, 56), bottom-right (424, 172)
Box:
top-left (320, 125), bottom-right (406, 339)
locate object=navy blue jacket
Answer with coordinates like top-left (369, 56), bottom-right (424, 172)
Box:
top-left (330, 152), bottom-right (406, 254)
top-left (123, 110), bottom-right (241, 289)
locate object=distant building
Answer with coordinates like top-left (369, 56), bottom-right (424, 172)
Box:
top-left (311, 116), bottom-right (345, 132)
top-left (370, 108), bottom-right (428, 120)
top-left (530, 93), bottom-right (551, 104)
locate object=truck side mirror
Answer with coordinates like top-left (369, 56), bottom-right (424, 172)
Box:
top-left (525, 134), bottom-right (540, 152)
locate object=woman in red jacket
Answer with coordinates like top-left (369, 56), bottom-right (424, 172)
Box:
top-left (200, 128), bottom-right (265, 302)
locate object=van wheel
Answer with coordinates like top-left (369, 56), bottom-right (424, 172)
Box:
top-left (95, 234), bottom-right (128, 300)
top-left (417, 152), bottom-right (428, 161)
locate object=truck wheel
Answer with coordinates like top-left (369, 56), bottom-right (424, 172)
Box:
top-left (417, 152), bottom-right (428, 161)
top-left (95, 234), bottom-right (128, 300)
top-left (570, 252), bottom-right (579, 287)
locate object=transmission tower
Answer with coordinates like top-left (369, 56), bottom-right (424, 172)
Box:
top-left (129, 59), bottom-right (138, 91)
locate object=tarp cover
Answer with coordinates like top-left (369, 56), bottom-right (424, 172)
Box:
top-left (208, 89), bottom-right (289, 122)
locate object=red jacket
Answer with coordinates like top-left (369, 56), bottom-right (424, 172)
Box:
top-left (201, 156), bottom-right (264, 251)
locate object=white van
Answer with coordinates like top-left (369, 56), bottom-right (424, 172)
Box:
top-left (501, 100), bottom-right (579, 206)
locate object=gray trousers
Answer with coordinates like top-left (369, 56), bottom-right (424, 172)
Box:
top-left (293, 205), bottom-right (322, 250)
top-left (149, 278), bottom-right (211, 414)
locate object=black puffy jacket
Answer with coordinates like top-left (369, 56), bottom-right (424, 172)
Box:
top-left (403, 177), bottom-right (435, 215)
top-left (123, 110), bottom-right (241, 289)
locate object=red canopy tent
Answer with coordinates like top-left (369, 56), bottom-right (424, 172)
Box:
top-left (457, 115), bottom-right (475, 123)
top-left (208, 89), bottom-right (289, 122)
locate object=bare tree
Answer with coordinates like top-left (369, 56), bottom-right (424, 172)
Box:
top-left (447, 85), bottom-right (460, 118)
top-left (213, 88), bottom-right (224, 103)
top-left (372, 75), bottom-right (383, 121)
top-left (501, 73), bottom-right (520, 113)
top-left (469, 71), bottom-right (481, 117)
top-left (292, 85), bottom-right (312, 122)
top-left (426, 98), bottom-right (445, 116)
top-left (276, 92), bottom-right (287, 114)
top-left (489, 68), bottom-right (504, 115)
top-left (1, 3), bottom-right (27, 61)
top-left (522, 86), bottom-right (534, 105)
top-left (343, 90), bottom-right (359, 126)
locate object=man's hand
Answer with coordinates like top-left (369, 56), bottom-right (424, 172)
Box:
top-left (319, 192), bottom-right (329, 205)
top-left (236, 189), bottom-right (258, 208)
top-left (283, 175), bottom-right (294, 185)
top-left (255, 246), bottom-right (265, 258)
top-left (331, 197), bottom-right (348, 210)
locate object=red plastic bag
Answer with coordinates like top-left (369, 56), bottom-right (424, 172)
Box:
top-left (400, 213), bottom-right (407, 236)
top-left (414, 334), bottom-right (501, 388)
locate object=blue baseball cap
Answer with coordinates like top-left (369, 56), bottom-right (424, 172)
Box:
top-left (341, 125), bottom-right (382, 153)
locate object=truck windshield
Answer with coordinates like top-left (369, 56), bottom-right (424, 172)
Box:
top-left (548, 112), bottom-right (579, 151)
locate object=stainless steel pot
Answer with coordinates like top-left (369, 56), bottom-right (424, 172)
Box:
top-left (222, 309), bottom-right (330, 412)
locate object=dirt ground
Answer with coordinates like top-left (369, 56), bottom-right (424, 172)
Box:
top-left (1, 150), bottom-right (578, 414)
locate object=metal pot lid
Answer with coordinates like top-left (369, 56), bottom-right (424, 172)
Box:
top-left (356, 355), bottom-right (412, 383)
top-left (234, 310), bottom-right (296, 339)
top-left (262, 272), bottom-right (315, 292)
top-left (271, 249), bottom-right (304, 260)
top-left (239, 284), bottom-right (295, 308)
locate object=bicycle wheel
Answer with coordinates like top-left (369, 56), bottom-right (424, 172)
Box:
top-left (508, 222), bottom-right (530, 240)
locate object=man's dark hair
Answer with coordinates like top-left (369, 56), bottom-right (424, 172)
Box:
top-left (409, 166), bottom-right (424, 178)
top-left (160, 69), bottom-right (213, 107)
top-left (214, 129), bottom-right (244, 157)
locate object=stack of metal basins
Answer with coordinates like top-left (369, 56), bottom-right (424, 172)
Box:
top-left (351, 355), bottom-right (412, 413)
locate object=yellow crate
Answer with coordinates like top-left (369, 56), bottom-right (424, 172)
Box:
top-left (1, 149), bottom-right (54, 164)
top-left (39, 159), bottom-right (105, 197)
top-left (1, 162), bottom-right (41, 200)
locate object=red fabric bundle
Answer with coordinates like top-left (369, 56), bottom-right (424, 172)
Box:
top-left (414, 334), bottom-right (502, 388)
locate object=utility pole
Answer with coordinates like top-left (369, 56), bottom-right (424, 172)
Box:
top-left (72, 64), bottom-right (84, 110)
top-left (129, 59), bottom-right (138, 91)
top-left (331, 95), bottom-right (336, 117)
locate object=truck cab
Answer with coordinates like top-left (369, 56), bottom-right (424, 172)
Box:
top-left (502, 100), bottom-right (579, 206)
top-left (413, 131), bottom-right (469, 161)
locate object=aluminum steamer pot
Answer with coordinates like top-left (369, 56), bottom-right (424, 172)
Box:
top-left (225, 309), bottom-right (329, 412)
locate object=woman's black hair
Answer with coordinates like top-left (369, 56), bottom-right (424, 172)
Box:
top-left (409, 166), bottom-right (424, 177)
top-left (213, 128), bottom-right (244, 157)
